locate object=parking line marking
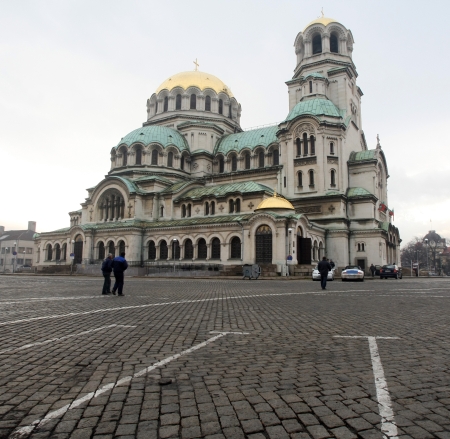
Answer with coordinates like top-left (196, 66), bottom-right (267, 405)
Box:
top-left (334, 336), bottom-right (399, 438)
top-left (10, 331), bottom-right (244, 438)
top-left (0, 324), bottom-right (136, 355)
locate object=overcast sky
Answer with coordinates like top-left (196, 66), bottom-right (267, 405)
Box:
top-left (1, 0), bottom-right (449, 246)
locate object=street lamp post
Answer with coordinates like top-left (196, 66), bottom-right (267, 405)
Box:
top-left (3, 247), bottom-right (8, 273)
top-left (172, 238), bottom-right (178, 272)
top-left (424, 238), bottom-right (429, 275)
top-left (23, 250), bottom-right (26, 268)
top-left (13, 242), bottom-right (17, 273)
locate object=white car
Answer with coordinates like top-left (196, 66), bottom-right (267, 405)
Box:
top-left (341, 266), bottom-right (365, 282)
top-left (312, 267), bottom-right (335, 281)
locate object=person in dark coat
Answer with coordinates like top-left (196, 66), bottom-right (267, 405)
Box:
top-left (317, 256), bottom-right (332, 290)
top-left (101, 254), bottom-right (113, 295)
top-left (370, 263), bottom-right (376, 277)
top-left (111, 252), bottom-right (128, 296)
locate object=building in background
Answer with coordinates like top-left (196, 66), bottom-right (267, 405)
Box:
top-left (0, 222), bottom-right (36, 272)
top-left (34, 16), bottom-right (400, 275)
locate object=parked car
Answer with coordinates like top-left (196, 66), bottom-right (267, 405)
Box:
top-left (379, 264), bottom-right (402, 279)
top-left (312, 266), bottom-right (335, 281)
top-left (341, 266), bottom-right (365, 281)
top-left (374, 265), bottom-right (382, 276)
top-left (16, 265), bottom-right (33, 273)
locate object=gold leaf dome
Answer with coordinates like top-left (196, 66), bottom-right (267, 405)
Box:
top-left (156, 70), bottom-right (234, 97)
top-left (255, 192), bottom-right (295, 212)
top-left (303, 17), bottom-right (338, 31)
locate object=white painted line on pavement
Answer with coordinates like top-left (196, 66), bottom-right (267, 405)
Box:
top-left (0, 296), bottom-right (109, 306)
top-left (334, 335), bottom-right (399, 438)
top-left (0, 324), bottom-right (136, 355)
top-left (11, 331), bottom-right (245, 438)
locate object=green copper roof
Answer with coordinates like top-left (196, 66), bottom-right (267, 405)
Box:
top-left (285, 98), bottom-right (344, 122)
top-left (175, 181), bottom-right (272, 202)
top-left (325, 190), bottom-right (342, 196)
top-left (133, 175), bottom-right (173, 184)
top-left (346, 187), bottom-right (372, 197)
top-left (349, 150), bottom-right (377, 162)
top-left (214, 126), bottom-right (278, 155)
top-left (304, 72), bottom-right (326, 80)
top-left (161, 180), bottom-right (199, 194)
top-left (116, 126), bottom-right (189, 152)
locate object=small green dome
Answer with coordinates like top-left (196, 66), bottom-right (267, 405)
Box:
top-left (116, 125), bottom-right (189, 152)
top-left (285, 98), bottom-right (343, 122)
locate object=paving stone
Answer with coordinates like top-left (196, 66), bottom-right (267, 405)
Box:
top-left (331, 426), bottom-right (358, 439)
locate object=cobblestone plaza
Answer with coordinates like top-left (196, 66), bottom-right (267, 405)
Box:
top-left (0, 276), bottom-right (449, 438)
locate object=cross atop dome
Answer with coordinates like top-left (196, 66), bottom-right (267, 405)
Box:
top-left (193, 58), bottom-right (199, 71)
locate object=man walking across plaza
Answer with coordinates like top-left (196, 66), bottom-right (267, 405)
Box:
top-left (318, 256), bottom-right (332, 290)
top-left (111, 252), bottom-right (128, 296)
top-left (101, 253), bottom-right (113, 295)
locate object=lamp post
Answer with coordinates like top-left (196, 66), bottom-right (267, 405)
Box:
top-left (3, 247), bottom-right (7, 273)
top-left (23, 250), bottom-right (26, 267)
top-left (13, 241), bottom-right (17, 273)
top-left (424, 238), bottom-right (429, 274)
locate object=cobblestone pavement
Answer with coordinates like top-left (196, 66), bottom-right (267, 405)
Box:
top-left (0, 276), bottom-right (449, 439)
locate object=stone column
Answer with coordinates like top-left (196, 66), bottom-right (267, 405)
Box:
top-left (322, 33), bottom-right (330, 52)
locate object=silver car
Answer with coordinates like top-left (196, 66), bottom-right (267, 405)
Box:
top-left (341, 265), bottom-right (364, 281)
top-left (312, 266), bottom-right (335, 281)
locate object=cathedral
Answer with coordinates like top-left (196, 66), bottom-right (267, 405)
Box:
top-left (34, 16), bottom-right (401, 275)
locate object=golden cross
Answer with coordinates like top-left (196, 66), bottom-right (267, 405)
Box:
top-left (321, 7), bottom-right (324, 17)
top-left (193, 58), bottom-right (199, 71)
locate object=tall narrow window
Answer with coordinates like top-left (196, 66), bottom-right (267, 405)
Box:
top-left (182, 204), bottom-right (186, 218)
top-left (187, 204), bottom-right (191, 217)
top-left (331, 169), bottom-right (336, 187)
top-left (330, 142), bottom-right (334, 154)
top-left (235, 199), bottom-right (240, 213)
top-left (190, 94), bottom-right (196, 109)
top-left (180, 155), bottom-right (185, 170)
top-left (312, 34), bottom-right (322, 54)
top-left (108, 241), bottom-right (115, 257)
top-left (309, 169), bottom-right (314, 186)
top-left (230, 237), bottom-right (241, 259)
top-left (273, 149), bottom-right (279, 166)
top-left (197, 238), bottom-right (207, 259)
top-left (309, 81), bottom-right (313, 93)
top-left (244, 153), bottom-right (250, 169)
top-left (205, 95), bottom-right (211, 111)
top-left (176, 94), bottom-right (182, 110)
top-left (310, 136), bottom-right (315, 155)
top-left (160, 240), bottom-right (168, 259)
top-left (228, 103), bottom-right (232, 119)
top-left (219, 157), bottom-right (224, 173)
top-left (55, 244), bottom-right (61, 260)
top-left (160, 206), bottom-right (164, 217)
top-left (151, 149), bottom-right (158, 165)
top-left (298, 172), bottom-right (303, 187)
top-left (211, 201), bottom-right (215, 215)
top-left (303, 133), bottom-right (308, 155)
top-left (121, 147), bottom-right (128, 166)
top-left (155, 101), bottom-right (158, 114)
top-left (135, 147), bottom-right (142, 165)
top-left (218, 99), bottom-right (223, 114)
top-left (229, 199), bottom-right (234, 213)
top-left (163, 96), bottom-right (168, 112)
top-left (184, 239), bottom-right (193, 259)
top-left (118, 240), bottom-right (125, 254)
top-left (167, 151), bottom-right (173, 167)
top-left (231, 155), bottom-right (237, 171)
top-left (258, 151), bottom-right (264, 168)
top-left (296, 138), bottom-right (301, 156)
top-left (148, 241), bottom-right (156, 259)
top-left (211, 238), bottom-right (221, 259)
top-left (330, 33), bottom-right (339, 53)
top-left (47, 244), bottom-right (53, 261)
top-left (98, 242), bottom-right (105, 260)
top-left (205, 202), bottom-right (209, 215)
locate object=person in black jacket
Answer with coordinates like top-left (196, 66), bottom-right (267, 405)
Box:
top-left (101, 254), bottom-right (113, 295)
top-left (111, 252), bottom-right (128, 296)
top-left (317, 256), bottom-right (332, 290)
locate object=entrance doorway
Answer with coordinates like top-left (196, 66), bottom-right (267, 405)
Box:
top-left (255, 225), bottom-right (272, 263)
top-left (74, 235), bottom-right (83, 264)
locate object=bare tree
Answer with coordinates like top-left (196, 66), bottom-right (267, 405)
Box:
top-left (400, 237), bottom-right (427, 268)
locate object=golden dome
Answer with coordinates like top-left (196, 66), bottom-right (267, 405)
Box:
top-left (156, 70), bottom-right (234, 97)
top-left (255, 192), bottom-right (295, 211)
top-left (303, 17), bottom-right (338, 31)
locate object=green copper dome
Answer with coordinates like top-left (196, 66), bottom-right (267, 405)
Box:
top-left (285, 98), bottom-right (344, 122)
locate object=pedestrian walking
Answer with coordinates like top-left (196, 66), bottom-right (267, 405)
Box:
top-left (370, 263), bottom-right (376, 277)
top-left (101, 253), bottom-right (113, 295)
top-left (330, 259), bottom-right (335, 269)
top-left (317, 256), bottom-right (332, 290)
top-left (111, 252), bottom-right (128, 296)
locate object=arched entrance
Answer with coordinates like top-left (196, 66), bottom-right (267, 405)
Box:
top-left (297, 226), bottom-right (311, 264)
top-left (74, 235), bottom-right (83, 264)
top-left (255, 225), bottom-right (272, 263)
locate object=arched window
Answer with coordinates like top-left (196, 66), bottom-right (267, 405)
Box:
top-left (176, 94), bottom-right (182, 110)
top-left (273, 149), bottom-right (279, 166)
top-left (135, 146), bottom-right (142, 165)
top-left (160, 205), bottom-right (164, 217)
top-left (190, 94), bottom-right (196, 109)
top-left (121, 147), bottom-right (128, 166)
top-left (230, 237), bottom-right (241, 259)
top-left (211, 201), bottom-right (215, 215)
top-left (108, 241), bottom-right (115, 257)
top-left (296, 138), bottom-right (301, 156)
top-left (362, 243), bottom-right (365, 251)
top-left (118, 240), bottom-right (125, 254)
top-left (98, 241), bottom-right (105, 260)
top-left (312, 34), bottom-right (322, 54)
top-left (218, 99), bottom-right (223, 114)
top-left (330, 142), bottom-right (334, 154)
top-left (235, 199), bottom-right (240, 213)
top-left (163, 96), bottom-right (168, 112)
top-left (197, 238), bottom-right (207, 259)
top-left (184, 239), bottom-right (193, 259)
top-left (172, 240), bottom-right (180, 260)
top-left (229, 199), bottom-right (234, 213)
top-left (167, 151), bottom-right (173, 167)
top-left (228, 104), bottom-right (232, 119)
top-left (180, 155), bottom-right (185, 170)
top-left (219, 157), bottom-right (224, 173)
top-left (303, 133), bottom-right (308, 155)
top-left (205, 95), bottom-right (211, 111)
top-left (211, 238), bottom-right (221, 259)
top-left (357, 243), bottom-right (361, 252)
top-left (62, 243), bottom-right (67, 260)
top-left (160, 240), bottom-right (168, 260)
top-left (331, 169), bottom-right (336, 187)
top-left (205, 202), bottom-right (209, 215)
top-left (187, 204), bottom-right (191, 217)
top-left (258, 150), bottom-right (264, 168)
top-left (55, 244), bottom-right (61, 261)
top-left (182, 205), bottom-right (186, 218)
top-left (309, 81), bottom-right (313, 93)
top-left (74, 235), bottom-right (83, 264)
top-left (151, 149), bottom-right (158, 165)
top-left (330, 33), bottom-right (339, 53)
top-left (155, 101), bottom-right (158, 114)
top-left (309, 169), bottom-right (314, 186)
top-left (47, 244), bottom-right (53, 261)
top-left (244, 153), bottom-right (251, 170)
top-left (231, 155), bottom-right (237, 171)
top-left (310, 136), bottom-right (315, 155)
top-left (148, 240), bottom-right (156, 260)
top-left (298, 172), bottom-right (303, 187)
top-left (255, 225), bottom-right (272, 263)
